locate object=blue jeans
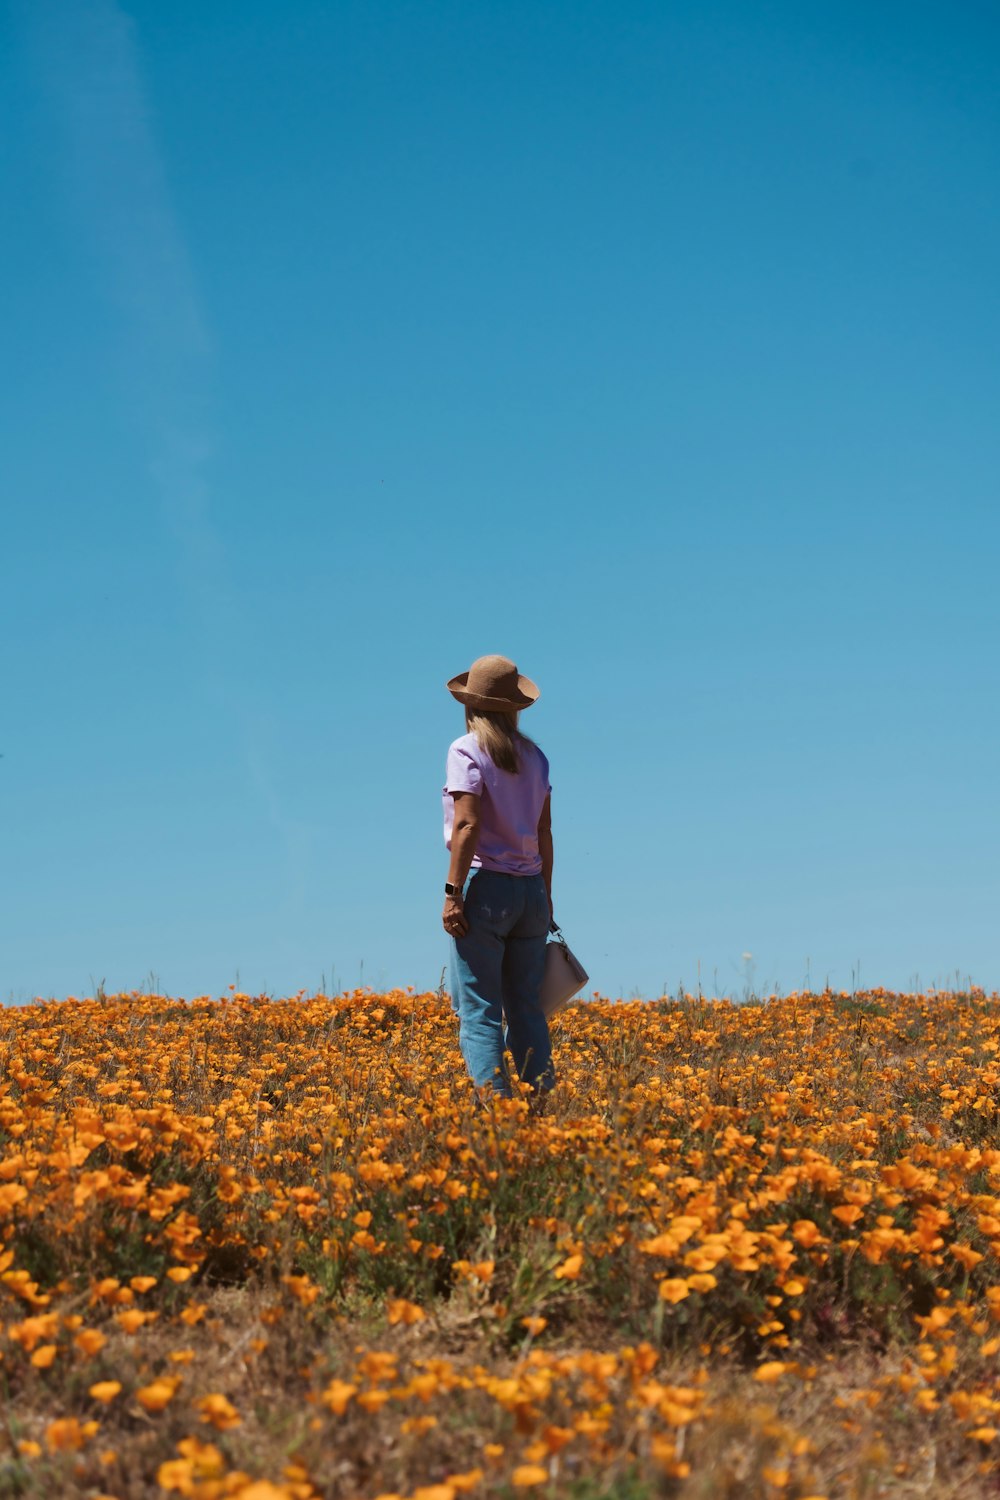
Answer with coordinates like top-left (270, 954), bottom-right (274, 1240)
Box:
top-left (449, 869), bottom-right (554, 1098)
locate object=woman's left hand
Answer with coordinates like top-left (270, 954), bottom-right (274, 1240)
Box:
top-left (443, 894), bottom-right (469, 938)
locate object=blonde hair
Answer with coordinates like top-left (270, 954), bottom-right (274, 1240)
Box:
top-left (465, 709), bottom-right (533, 775)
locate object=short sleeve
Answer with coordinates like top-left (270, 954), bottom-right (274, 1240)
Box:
top-left (446, 742), bottom-right (483, 797)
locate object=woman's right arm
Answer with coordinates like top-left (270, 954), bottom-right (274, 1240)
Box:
top-left (538, 794), bottom-right (554, 925)
top-left (443, 792), bottom-right (480, 937)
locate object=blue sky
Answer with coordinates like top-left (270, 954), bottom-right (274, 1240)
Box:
top-left (3, 0), bottom-right (998, 1002)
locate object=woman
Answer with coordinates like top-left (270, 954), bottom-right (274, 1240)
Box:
top-left (442, 654), bottom-right (554, 1099)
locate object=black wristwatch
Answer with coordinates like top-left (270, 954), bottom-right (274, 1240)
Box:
top-left (444, 882), bottom-right (462, 898)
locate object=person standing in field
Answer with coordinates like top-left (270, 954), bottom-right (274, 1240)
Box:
top-left (442, 654), bottom-right (555, 1100)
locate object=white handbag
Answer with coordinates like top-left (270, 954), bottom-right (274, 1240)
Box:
top-left (540, 926), bottom-right (589, 1018)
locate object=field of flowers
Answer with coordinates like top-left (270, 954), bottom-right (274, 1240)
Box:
top-left (3, 985), bottom-right (1000, 1499)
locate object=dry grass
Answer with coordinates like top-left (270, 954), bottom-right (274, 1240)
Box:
top-left (2, 985), bottom-right (1000, 1498)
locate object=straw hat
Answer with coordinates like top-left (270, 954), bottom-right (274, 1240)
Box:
top-left (447, 654), bottom-right (540, 712)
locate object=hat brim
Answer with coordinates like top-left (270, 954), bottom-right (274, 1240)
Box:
top-left (447, 672), bottom-right (539, 712)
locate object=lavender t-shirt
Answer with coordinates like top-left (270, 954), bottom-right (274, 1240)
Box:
top-left (443, 733), bottom-right (551, 875)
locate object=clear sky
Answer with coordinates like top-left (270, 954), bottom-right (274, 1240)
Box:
top-left (4, 0), bottom-right (999, 1003)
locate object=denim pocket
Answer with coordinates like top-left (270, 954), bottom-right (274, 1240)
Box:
top-left (525, 876), bottom-right (551, 936)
